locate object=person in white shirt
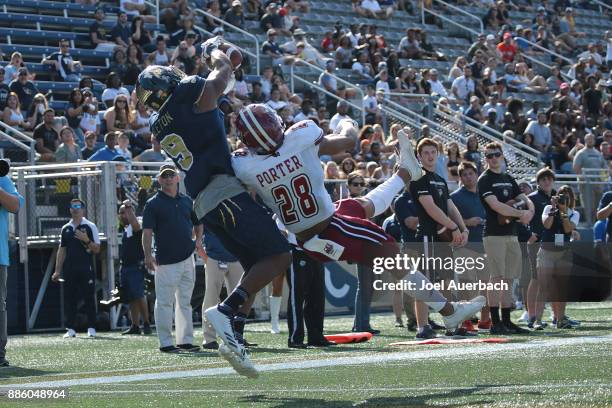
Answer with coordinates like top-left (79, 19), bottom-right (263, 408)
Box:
top-left (329, 100), bottom-right (353, 131)
top-left (375, 70), bottom-right (391, 99)
top-left (265, 88), bottom-right (287, 111)
top-left (427, 69), bottom-right (447, 97)
top-left (451, 66), bottom-right (475, 105)
top-left (352, 52), bottom-right (374, 82)
top-left (363, 85), bottom-right (381, 124)
top-left (120, 0), bottom-right (155, 22)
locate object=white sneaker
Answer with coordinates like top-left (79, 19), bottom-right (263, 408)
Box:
top-left (204, 306), bottom-right (254, 377)
top-left (87, 328), bottom-right (96, 337)
top-left (269, 296), bottom-right (281, 334)
top-left (63, 328), bottom-right (76, 338)
top-left (442, 295), bottom-right (486, 330)
top-left (270, 319), bottom-right (280, 334)
top-left (219, 344), bottom-right (259, 379)
top-left (518, 311), bottom-right (529, 323)
top-left (397, 127), bottom-right (423, 182)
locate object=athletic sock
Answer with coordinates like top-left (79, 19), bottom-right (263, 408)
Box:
top-left (490, 307), bottom-right (500, 325)
top-left (233, 312), bottom-right (247, 342)
top-left (219, 286), bottom-right (249, 316)
top-left (501, 308), bottom-right (512, 325)
top-left (364, 174), bottom-right (405, 217)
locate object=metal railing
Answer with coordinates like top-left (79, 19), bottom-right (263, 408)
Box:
top-left (386, 92), bottom-right (434, 120)
top-left (0, 122), bottom-right (36, 164)
top-left (592, 0), bottom-right (612, 13)
top-left (288, 59), bottom-right (366, 125)
top-left (421, 5), bottom-right (480, 37)
top-left (143, 0), bottom-right (159, 27)
top-left (423, 0), bottom-right (484, 34)
top-left (195, 9), bottom-right (260, 75)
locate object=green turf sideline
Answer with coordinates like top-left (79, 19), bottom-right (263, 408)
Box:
top-left (2, 334), bottom-right (611, 389)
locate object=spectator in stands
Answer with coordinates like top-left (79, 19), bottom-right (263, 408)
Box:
top-left (55, 126), bottom-right (82, 163)
top-left (284, 29), bottom-right (326, 68)
top-left (427, 69), bottom-right (447, 97)
top-left (525, 112), bottom-right (552, 163)
top-left (329, 100), bottom-right (352, 131)
top-left (335, 36), bottom-right (354, 69)
top-left (101, 72), bottom-right (130, 107)
top-left (111, 48), bottom-right (130, 82)
top-left (111, 11), bottom-right (132, 49)
top-left (114, 131), bottom-right (133, 162)
top-left (448, 56), bottom-right (468, 83)
top-left (497, 32), bottom-right (518, 63)
top-left (81, 131), bottom-right (98, 160)
top-left (248, 81), bottom-right (265, 103)
top-left (451, 66), bottom-right (475, 105)
top-left (131, 16), bottom-right (153, 52)
top-left (262, 29), bottom-right (292, 66)
top-left (3, 53), bottom-right (27, 86)
top-left (2, 93), bottom-right (30, 132)
top-left (26, 93), bottom-right (49, 132)
top-left (33, 109), bottom-right (60, 161)
top-left (121, 0), bottom-right (154, 22)
top-left (398, 28), bottom-right (422, 60)
top-left (104, 95), bottom-right (132, 133)
top-left (89, 131), bottom-right (120, 161)
top-left (42, 40), bottom-right (82, 82)
top-left (260, 2), bottom-right (283, 32)
top-left (9, 68), bottom-right (38, 112)
top-left (146, 36), bottom-right (172, 67)
top-left (123, 44), bottom-right (145, 86)
top-left (352, 52), bottom-right (375, 83)
top-left (285, 0), bottom-right (309, 13)
top-left (468, 33), bottom-right (488, 60)
top-left (131, 101), bottom-right (152, 143)
top-left (170, 16), bottom-right (204, 46)
top-left (171, 41), bottom-right (197, 75)
top-left (90, 7), bottom-right (117, 52)
top-left (464, 96), bottom-right (484, 122)
top-left (134, 135), bottom-right (166, 162)
top-left (224, 0), bottom-right (245, 29)
top-left (79, 88), bottom-right (100, 139)
top-left (203, 0), bottom-right (222, 31)
top-left (573, 133), bottom-right (606, 224)
top-left (65, 88), bottom-right (86, 144)
top-left (0, 68), bottom-right (8, 112)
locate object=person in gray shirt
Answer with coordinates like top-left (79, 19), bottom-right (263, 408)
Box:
top-left (524, 112), bottom-right (552, 163)
top-left (573, 134), bottom-right (607, 224)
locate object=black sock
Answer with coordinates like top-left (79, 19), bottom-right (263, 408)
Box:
top-left (233, 312), bottom-right (247, 341)
top-left (219, 286), bottom-right (249, 316)
top-left (501, 308), bottom-right (512, 325)
top-left (490, 307), bottom-right (500, 325)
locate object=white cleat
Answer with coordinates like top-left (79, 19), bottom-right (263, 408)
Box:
top-left (442, 295), bottom-right (486, 330)
top-left (397, 127), bottom-right (423, 181)
top-left (63, 328), bottom-right (76, 338)
top-left (270, 320), bottom-right (280, 334)
top-left (87, 328), bottom-right (96, 337)
top-left (219, 344), bottom-right (259, 379)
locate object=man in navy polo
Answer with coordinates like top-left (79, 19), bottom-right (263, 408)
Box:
top-left (450, 161), bottom-right (489, 330)
top-left (88, 131), bottom-right (120, 162)
top-left (52, 198), bottom-right (101, 338)
top-left (142, 163), bottom-right (205, 353)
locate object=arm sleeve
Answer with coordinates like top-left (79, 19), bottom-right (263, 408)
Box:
top-left (409, 177), bottom-right (431, 199)
top-left (477, 176), bottom-right (493, 198)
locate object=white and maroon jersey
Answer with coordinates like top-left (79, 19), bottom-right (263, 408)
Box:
top-left (232, 120), bottom-right (336, 234)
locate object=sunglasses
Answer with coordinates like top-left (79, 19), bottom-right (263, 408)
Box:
top-left (485, 152), bottom-right (502, 159)
top-left (70, 203), bottom-right (83, 209)
top-left (160, 171), bottom-right (177, 178)
top-left (350, 182), bottom-right (365, 187)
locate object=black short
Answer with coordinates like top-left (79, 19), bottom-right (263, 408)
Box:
top-left (202, 192), bottom-right (290, 272)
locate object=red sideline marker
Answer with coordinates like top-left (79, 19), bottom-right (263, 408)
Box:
top-left (324, 332), bottom-right (373, 344)
top-left (388, 337), bottom-right (510, 346)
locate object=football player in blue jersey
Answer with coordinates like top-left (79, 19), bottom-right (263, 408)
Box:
top-left (136, 37), bottom-right (291, 378)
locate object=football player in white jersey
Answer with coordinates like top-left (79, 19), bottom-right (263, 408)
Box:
top-left (231, 104), bottom-right (485, 334)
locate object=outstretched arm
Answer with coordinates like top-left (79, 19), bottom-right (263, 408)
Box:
top-left (318, 120), bottom-right (358, 156)
top-left (195, 47), bottom-right (233, 113)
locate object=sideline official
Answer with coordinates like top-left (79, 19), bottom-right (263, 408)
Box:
top-left (142, 164), bottom-right (205, 353)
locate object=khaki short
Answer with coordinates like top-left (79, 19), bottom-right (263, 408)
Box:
top-left (536, 247), bottom-right (572, 272)
top-left (483, 235), bottom-right (522, 279)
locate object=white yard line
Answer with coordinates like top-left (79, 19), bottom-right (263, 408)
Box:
top-left (1, 335), bottom-right (611, 389)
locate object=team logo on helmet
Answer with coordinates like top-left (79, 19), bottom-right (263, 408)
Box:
top-left (136, 65), bottom-right (186, 111)
top-left (234, 104), bottom-right (285, 153)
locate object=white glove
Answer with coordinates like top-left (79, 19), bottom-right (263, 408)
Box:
top-left (201, 35), bottom-right (223, 60)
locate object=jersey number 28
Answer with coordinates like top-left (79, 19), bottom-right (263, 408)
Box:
top-left (160, 133), bottom-right (193, 171)
top-left (271, 174), bottom-right (318, 225)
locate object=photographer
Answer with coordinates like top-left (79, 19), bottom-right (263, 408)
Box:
top-left (0, 159), bottom-right (24, 366)
top-left (118, 201), bottom-right (151, 335)
top-left (538, 186), bottom-right (579, 329)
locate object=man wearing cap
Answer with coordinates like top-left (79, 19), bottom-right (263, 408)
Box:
top-left (262, 29), bottom-right (291, 66)
top-left (142, 164), bottom-right (205, 353)
top-left (88, 131), bottom-right (120, 162)
top-left (52, 198), bottom-right (101, 338)
top-left (8, 68), bottom-right (38, 112)
top-left (224, 0), bottom-right (245, 29)
top-left (282, 28), bottom-right (325, 67)
top-left (497, 32), bottom-right (517, 63)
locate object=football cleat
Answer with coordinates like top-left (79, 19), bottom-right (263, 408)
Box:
top-left (219, 344), bottom-right (259, 378)
top-left (397, 127), bottom-right (423, 181)
top-left (63, 328), bottom-right (76, 338)
top-left (442, 295), bottom-right (486, 330)
top-left (204, 306), bottom-right (242, 353)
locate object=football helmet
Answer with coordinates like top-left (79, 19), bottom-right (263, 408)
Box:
top-left (234, 104), bottom-right (285, 153)
top-left (136, 65), bottom-right (186, 111)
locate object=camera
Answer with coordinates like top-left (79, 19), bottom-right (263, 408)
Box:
top-left (0, 159), bottom-right (10, 178)
top-left (557, 194), bottom-right (568, 206)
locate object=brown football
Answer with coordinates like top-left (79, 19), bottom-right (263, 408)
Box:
top-left (219, 43), bottom-right (242, 69)
top-left (497, 199), bottom-right (526, 225)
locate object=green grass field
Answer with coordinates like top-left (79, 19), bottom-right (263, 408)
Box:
top-left (1, 302), bottom-right (611, 407)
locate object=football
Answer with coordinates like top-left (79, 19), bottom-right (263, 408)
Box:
top-left (219, 43), bottom-right (242, 69)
